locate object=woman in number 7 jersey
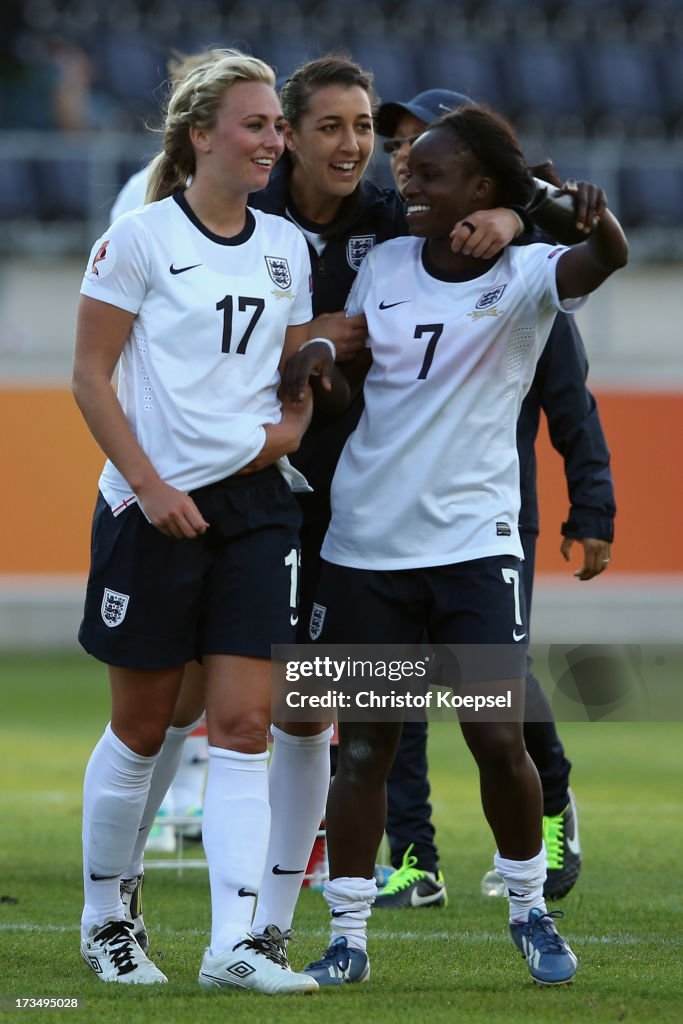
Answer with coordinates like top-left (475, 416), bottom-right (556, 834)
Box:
top-left (288, 105), bottom-right (628, 988)
top-left (72, 49), bottom-right (333, 993)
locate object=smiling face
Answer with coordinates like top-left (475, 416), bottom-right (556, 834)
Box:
top-left (402, 126), bottom-right (494, 238)
top-left (387, 111), bottom-right (427, 194)
top-left (192, 79), bottom-right (285, 196)
top-left (284, 84), bottom-right (374, 217)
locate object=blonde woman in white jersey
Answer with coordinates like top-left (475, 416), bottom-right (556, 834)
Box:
top-left (289, 106), bottom-right (628, 989)
top-left (72, 49), bottom-right (333, 993)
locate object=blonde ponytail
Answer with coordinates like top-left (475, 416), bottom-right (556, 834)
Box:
top-left (147, 48), bottom-right (276, 203)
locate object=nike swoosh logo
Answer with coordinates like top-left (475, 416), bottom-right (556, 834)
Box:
top-left (379, 300), bottom-right (410, 309)
top-left (410, 886), bottom-right (445, 906)
top-left (238, 887), bottom-right (257, 898)
top-left (331, 909), bottom-right (352, 917)
top-left (169, 263), bottom-right (201, 275)
top-left (290, 614), bottom-right (299, 626)
top-left (513, 630), bottom-right (527, 642)
top-left (566, 834), bottom-right (581, 856)
top-left (272, 864), bottom-right (305, 875)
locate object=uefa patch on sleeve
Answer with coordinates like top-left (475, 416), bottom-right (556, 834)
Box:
top-left (88, 238), bottom-right (116, 279)
top-left (496, 522), bottom-right (512, 537)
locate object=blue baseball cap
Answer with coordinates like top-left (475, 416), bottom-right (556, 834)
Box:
top-left (375, 88), bottom-right (475, 138)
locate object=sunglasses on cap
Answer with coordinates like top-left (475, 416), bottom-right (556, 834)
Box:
top-left (382, 135), bottom-right (420, 155)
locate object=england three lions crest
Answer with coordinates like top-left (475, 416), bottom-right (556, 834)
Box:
top-left (265, 256), bottom-right (292, 289)
top-left (346, 235), bottom-right (375, 271)
top-left (101, 588), bottom-right (129, 628)
top-left (309, 602), bottom-right (327, 641)
top-left (476, 284), bottom-right (506, 309)
top-left (468, 284), bottom-right (507, 320)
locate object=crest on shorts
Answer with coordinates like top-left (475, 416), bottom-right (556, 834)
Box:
top-left (346, 235), bottom-right (375, 271)
top-left (101, 588), bottom-right (129, 628)
top-left (475, 284), bottom-right (506, 309)
top-left (265, 255), bottom-right (292, 289)
top-left (309, 602), bottom-right (327, 641)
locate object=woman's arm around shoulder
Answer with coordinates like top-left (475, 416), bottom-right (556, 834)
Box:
top-left (554, 180), bottom-right (628, 301)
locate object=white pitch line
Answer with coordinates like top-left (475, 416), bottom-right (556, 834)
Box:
top-left (0, 923), bottom-right (679, 947)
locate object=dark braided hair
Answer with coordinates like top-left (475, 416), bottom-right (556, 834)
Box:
top-left (429, 106), bottom-right (534, 208)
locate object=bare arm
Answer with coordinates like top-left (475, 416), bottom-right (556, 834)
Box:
top-left (281, 324), bottom-right (352, 412)
top-left (308, 311), bottom-right (368, 363)
top-left (554, 182), bottom-right (629, 300)
top-left (450, 207), bottom-right (523, 259)
top-left (279, 322), bottom-right (341, 402)
top-left (279, 322), bottom-right (315, 370)
top-left (236, 391), bottom-right (314, 474)
top-left (72, 295), bottom-right (209, 538)
top-left (238, 324), bottom-right (316, 474)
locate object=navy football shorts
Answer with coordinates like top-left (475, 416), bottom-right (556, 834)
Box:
top-left (79, 467), bottom-right (301, 669)
top-left (309, 555), bottom-right (528, 682)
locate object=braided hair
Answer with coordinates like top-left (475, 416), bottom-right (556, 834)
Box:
top-left (430, 105), bottom-right (534, 208)
top-left (145, 49), bottom-right (276, 203)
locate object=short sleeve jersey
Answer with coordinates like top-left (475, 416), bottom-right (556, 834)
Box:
top-left (80, 194), bottom-right (312, 513)
top-left (321, 237), bottom-right (585, 569)
top-left (109, 166), bottom-right (149, 222)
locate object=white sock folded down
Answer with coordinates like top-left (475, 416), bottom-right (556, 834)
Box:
top-left (493, 844), bottom-right (547, 923)
top-left (324, 875), bottom-right (377, 952)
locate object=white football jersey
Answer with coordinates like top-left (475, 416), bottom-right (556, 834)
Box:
top-left (81, 194), bottom-right (312, 513)
top-left (110, 165), bottom-right (149, 222)
top-left (321, 236), bottom-right (585, 569)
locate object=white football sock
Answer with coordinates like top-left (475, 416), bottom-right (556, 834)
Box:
top-left (123, 716), bottom-right (204, 879)
top-left (324, 876), bottom-right (377, 952)
top-left (252, 725), bottom-right (333, 934)
top-left (202, 745), bottom-right (270, 954)
top-left (494, 845), bottom-right (547, 923)
top-left (170, 723), bottom-right (208, 815)
top-left (81, 724), bottom-right (157, 936)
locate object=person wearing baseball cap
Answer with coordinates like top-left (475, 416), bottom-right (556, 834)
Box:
top-left (376, 89), bottom-right (474, 194)
top-left (375, 88), bottom-right (474, 137)
top-left (370, 88), bottom-right (615, 915)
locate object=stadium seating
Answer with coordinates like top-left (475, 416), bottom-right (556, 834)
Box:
top-left (90, 33), bottom-right (168, 123)
top-left (415, 41), bottom-right (507, 111)
top-left (498, 41), bottom-right (587, 137)
top-left (346, 36), bottom-right (421, 103)
top-left (0, 160), bottom-right (40, 218)
top-left (660, 43), bottom-right (683, 135)
top-left (261, 34), bottom-right (326, 82)
top-left (619, 166), bottom-right (683, 226)
top-left (578, 41), bottom-right (667, 137)
top-left (1, 0), bottom-right (683, 232)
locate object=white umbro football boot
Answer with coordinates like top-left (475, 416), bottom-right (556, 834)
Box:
top-left (81, 919), bottom-right (167, 984)
top-left (198, 927), bottom-right (318, 994)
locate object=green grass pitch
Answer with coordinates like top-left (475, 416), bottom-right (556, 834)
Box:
top-left (1, 652), bottom-right (681, 1023)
